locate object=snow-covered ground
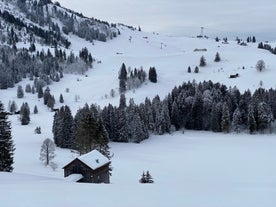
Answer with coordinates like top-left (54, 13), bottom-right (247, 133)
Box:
top-left (1, 131), bottom-right (276, 207)
top-left (1, 10), bottom-right (276, 206)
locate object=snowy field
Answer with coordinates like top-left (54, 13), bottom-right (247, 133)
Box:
top-left (1, 3), bottom-right (276, 206)
top-left (1, 131), bottom-right (276, 207)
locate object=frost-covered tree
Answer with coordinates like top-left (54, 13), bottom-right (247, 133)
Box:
top-left (221, 102), bottom-right (230, 133)
top-left (52, 105), bottom-right (74, 148)
top-left (20, 102), bottom-right (30, 125)
top-left (257, 102), bottom-right (273, 133)
top-left (0, 102), bottom-right (15, 172)
top-left (17, 85), bottom-right (24, 98)
top-left (191, 91), bottom-right (203, 130)
top-left (39, 138), bottom-right (55, 166)
top-left (232, 107), bottom-right (242, 133)
top-left (256, 60), bottom-right (265, 72)
top-left (248, 104), bottom-right (257, 134)
top-left (33, 105), bottom-right (38, 114)
top-left (9, 101), bottom-right (17, 113)
top-left (25, 84), bottom-right (32, 93)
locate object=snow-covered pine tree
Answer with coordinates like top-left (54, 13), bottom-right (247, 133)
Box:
top-left (20, 102), bottom-right (30, 125)
top-left (221, 102), bottom-right (230, 133)
top-left (232, 107), bottom-right (242, 133)
top-left (171, 100), bottom-right (181, 130)
top-left (0, 102), bottom-right (15, 172)
top-left (257, 102), bottom-right (273, 133)
top-left (52, 105), bottom-right (74, 148)
top-left (247, 104), bottom-right (257, 134)
top-left (211, 102), bottom-right (222, 132)
top-left (17, 85), bottom-right (24, 98)
top-left (191, 91), bottom-right (203, 130)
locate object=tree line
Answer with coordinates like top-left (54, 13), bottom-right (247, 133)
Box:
top-left (0, 45), bottom-right (92, 89)
top-left (53, 80), bottom-right (276, 157)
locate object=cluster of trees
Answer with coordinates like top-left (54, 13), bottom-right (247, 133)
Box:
top-left (0, 8), bottom-right (70, 48)
top-left (0, 45), bottom-right (92, 90)
top-left (118, 63), bottom-right (157, 94)
top-left (188, 53), bottom-right (220, 74)
top-left (246, 36), bottom-right (256, 43)
top-left (118, 63), bottom-right (148, 94)
top-left (51, 1), bottom-right (119, 42)
top-left (139, 171), bottom-right (154, 184)
top-left (52, 105), bottom-right (111, 159)
top-left (258, 42), bottom-right (276, 55)
top-left (53, 81), bottom-right (276, 148)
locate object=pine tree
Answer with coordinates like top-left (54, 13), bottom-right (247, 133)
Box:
top-left (43, 87), bottom-right (51, 105)
top-left (52, 106), bottom-right (74, 149)
top-left (139, 171), bottom-right (154, 183)
top-left (191, 91), bottom-right (203, 130)
top-left (75, 110), bottom-right (98, 154)
top-left (25, 84), bottom-right (31, 93)
top-left (39, 138), bottom-right (55, 166)
top-left (187, 66), bottom-right (191, 73)
top-left (9, 101), bottom-right (17, 113)
top-left (119, 78), bottom-right (126, 94)
top-left (119, 94), bottom-right (126, 109)
top-left (248, 104), bottom-right (257, 134)
top-left (0, 102), bottom-right (15, 172)
top-left (59, 94), bottom-right (64, 103)
top-left (33, 105), bottom-right (38, 114)
top-left (37, 84), bottom-right (43, 98)
top-left (214, 52), bottom-right (221, 62)
top-left (257, 102), bottom-right (273, 133)
top-left (232, 107), bottom-right (242, 133)
top-left (118, 63), bottom-right (127, 81)
top-left (20, 102), bottom-right (30, 125)
top-left (171, 100), bottom-right (181, 130)
top-left (149, 67), bottom-right (157, 83)
top-left (221, 102), bottom-right (230, 133)
top-left (17, 85), bottom-right (24, 98)
top-left (194, 66), bottom-right (199, 73)
top-left (199, 56), bottom-right (206, 67)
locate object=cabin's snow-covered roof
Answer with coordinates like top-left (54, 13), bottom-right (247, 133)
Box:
top-left (77, 150), bottom-right (110, 170)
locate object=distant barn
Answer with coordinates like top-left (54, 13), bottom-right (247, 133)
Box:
top-left (63, 150), bottom-right (111, 184)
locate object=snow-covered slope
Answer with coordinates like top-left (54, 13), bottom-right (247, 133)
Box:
top-left (1, 2), bottom-right (276, 207)
top-left (1, 132), bottom-right (276, 207)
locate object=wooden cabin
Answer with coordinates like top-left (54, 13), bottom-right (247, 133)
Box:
top-left (63, 150), bottom-right (111, 183)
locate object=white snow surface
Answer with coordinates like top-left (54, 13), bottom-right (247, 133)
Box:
top-left (77, 150), bottom-right (110, 170)
top-left (0, 9), bottom-right (276, 207)
top-left (65, 173), bottom-right (83, 182)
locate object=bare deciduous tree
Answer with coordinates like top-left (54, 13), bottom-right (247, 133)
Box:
top-left (40, 138), bottom-right (55, 166)
top-left (256, 60), bottom-right (265, 72)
